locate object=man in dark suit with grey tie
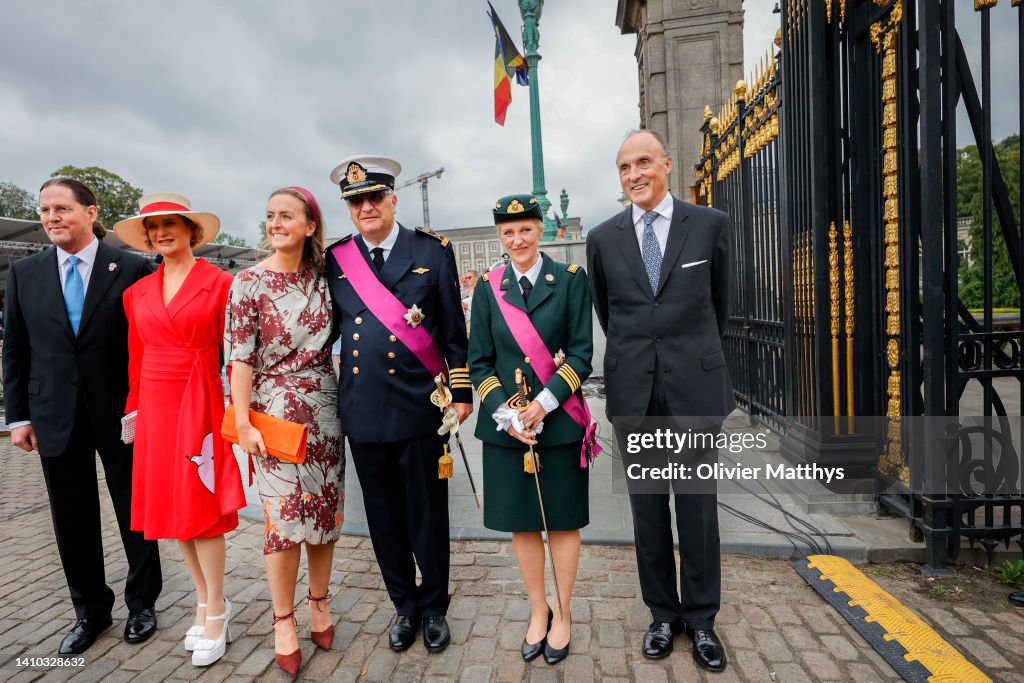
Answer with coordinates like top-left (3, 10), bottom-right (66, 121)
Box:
top-left (586, 130), bottom-right (734, 672)
top-left (3, 178), bottom-right (161, 655)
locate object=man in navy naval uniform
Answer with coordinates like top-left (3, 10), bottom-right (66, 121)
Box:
top-left (326, 155), bottom-right (472, 653)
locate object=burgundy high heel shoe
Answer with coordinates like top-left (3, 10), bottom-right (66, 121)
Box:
top-left (307, 590), bottom-right (335, 650)
top-left (272, 610), bottom-right (301, 676)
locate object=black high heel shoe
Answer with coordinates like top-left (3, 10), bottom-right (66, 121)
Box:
top-left (520, 606), bottom-right (553, 662)
top-left (543, 611), bottom-right (571, 665)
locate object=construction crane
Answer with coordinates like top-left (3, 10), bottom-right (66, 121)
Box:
top-left (396, 167), bottom-right (444, 228)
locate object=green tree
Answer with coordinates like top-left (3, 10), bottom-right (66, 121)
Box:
top-left (256, 221), bottom-right (270, 250)
top-left (0, 181), bottom-right (38, 220)
top-left (50, 165), bottom-right (143, 228)
top-left (211, 231), bottom-right (249, 247)
top-left (958, 135), bottom-right (1021, 309)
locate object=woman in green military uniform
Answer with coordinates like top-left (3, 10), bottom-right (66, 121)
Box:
top-left (469, 194), bottom-right (593, 666)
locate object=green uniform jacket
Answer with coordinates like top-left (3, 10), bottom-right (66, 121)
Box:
top-left (469, 253), bottom-right (593, 448)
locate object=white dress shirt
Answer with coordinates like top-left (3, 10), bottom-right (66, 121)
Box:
top-left (10, 237), bottom-right (100, 431)
top-left (56, 236), bottom-right (99, 291)
top-left (360, 224), bottom-right (399, 262)
top-left (632, 192), bottom-right (674, 256)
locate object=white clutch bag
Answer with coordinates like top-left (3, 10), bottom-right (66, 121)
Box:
top-left (121, 410), bottom-right (138, 444)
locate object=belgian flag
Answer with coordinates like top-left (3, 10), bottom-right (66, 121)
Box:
top-left (487, 1), bottom-right (529, 126)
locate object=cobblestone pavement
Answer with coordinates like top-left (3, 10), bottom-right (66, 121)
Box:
top-left (1, 445), bottom-right (1022, 682)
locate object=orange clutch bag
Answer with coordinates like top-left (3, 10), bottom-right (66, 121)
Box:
top-left (221, 406), bottom-right (308, 464)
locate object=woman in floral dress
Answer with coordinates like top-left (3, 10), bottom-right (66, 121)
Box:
top-left (225, 187), bottom-right (342, 676)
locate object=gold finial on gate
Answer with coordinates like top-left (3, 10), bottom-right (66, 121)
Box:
top-left (974, 0), bottom-right (998, 10)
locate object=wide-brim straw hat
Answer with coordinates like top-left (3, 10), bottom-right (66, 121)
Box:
top-left (113, 192), bottom-right (220, 252)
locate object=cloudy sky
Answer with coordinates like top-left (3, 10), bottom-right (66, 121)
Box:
top-left (0, 2), bottom-right (1017, 245)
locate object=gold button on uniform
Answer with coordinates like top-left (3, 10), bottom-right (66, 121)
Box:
top-left (352, 350), bottom-right (359, 358)
top-left (388, 369), bottom-right (397, 375)
top-left (524, 356), bottom-right (531, 364)
top-left (387, 352), bottom-right (396, 359)
top-left (353, 333), bottom-right (360, 341)
top-left (355, 316), bottom-right (363, 325)
top-left (389, 335), bottom-right (397, 342)
top-left (353, 367), bottom-right (360, 374)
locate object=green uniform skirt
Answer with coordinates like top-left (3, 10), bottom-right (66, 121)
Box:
top-left (482, 441), bottom-right (590, 532)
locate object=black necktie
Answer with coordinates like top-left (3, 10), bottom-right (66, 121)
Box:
top-left (371, 247), bottom-right (384, 273)
top-left (519, 275), bottom-right (533, 304)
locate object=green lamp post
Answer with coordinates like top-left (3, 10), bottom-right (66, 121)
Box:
top-left (518, 0), bottom-right (557, 240)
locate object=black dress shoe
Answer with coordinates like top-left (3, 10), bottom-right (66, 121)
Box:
top-left (422, 615), bottom-right (450, 653)
top-left (521, 606), bottom-right (553, 662)
top-left (389, 615), bottom-right (420, 651)
top-left (58, 616), bottom-right (113, 655)
top-left (683, 624), bottom-right (727, 672)
top-left (542, 635), bottom-right (570, 665)
top-left (124, 608), bottom-right (157, 644)
top-left (642, 620), bottom-right (682, 659)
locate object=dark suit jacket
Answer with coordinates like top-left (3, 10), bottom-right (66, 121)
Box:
top-left (2, 240), bottom-right (153, 457)
top-left (326, 224), bottom-right (471, 443)
top-left (586, 197), bottom-right (736, 420)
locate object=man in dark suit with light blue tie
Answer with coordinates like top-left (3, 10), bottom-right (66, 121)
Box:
top-left (586, 130), bottom-right (734, 672)
top-left (3, 178), bottom-right (160, 655)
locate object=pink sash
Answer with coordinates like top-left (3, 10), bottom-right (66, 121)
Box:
top-left (488, 270), bottom-right (601, 468)
top-left (331, 240), bottom-right (447, 379)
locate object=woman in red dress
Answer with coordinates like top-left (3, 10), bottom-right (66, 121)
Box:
top-left (115, 193), bottom-right (246, 668)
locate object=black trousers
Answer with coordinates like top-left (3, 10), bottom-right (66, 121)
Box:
top-left (350, 435), bottom-right (450, 617)
top-left (623, 369), bottom-right (722, 629)
top-left (38, 401), bottom-right (162, 621)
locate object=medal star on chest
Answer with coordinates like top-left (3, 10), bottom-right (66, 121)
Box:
top-left (404, 303), bottom-right (425, 328)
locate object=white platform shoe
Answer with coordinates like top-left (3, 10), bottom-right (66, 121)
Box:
top-left (183, 602), bottom-right (206, 651)
top-left (191, 598), bottom-right (233, 666)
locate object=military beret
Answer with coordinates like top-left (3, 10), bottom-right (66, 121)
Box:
top-left (493, 193), bottom-right (543, 223)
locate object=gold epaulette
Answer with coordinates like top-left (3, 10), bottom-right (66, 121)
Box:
top-left (416, 227), bottom-right (450, 248)
top-left (477, 376), bottom-right (501, 401)
top-left (567, 263), bottom-right (581, 274)
top-left (325, 234), bottom-right (353, 251)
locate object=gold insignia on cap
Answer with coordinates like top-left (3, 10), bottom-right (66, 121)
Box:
top-left (529, 197), bottom-right (538, 204)
top-left (346, 162), bottom-right (367, 184)
top-left (412, 267), bottom-right (430, 275)
top-left (545, 273), bottom-right (554, 282)
top-left (404, 303), bottom-right (425, 328)
top-left (495, 202), bottom-right (502, 210)
top-left (508, 199), bottom-right (525, 213)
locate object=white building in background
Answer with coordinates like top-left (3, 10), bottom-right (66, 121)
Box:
top-left (442, 217), bottom-right (584, 275)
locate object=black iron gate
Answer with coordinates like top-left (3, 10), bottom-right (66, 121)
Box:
top-left (695, 0), bottom-right (1023, 570)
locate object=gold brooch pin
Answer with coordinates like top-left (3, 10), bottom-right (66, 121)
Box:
top-left (404, 303), bottom-right (425, 328)
top-left (412, 267), bottom-right (430, 275)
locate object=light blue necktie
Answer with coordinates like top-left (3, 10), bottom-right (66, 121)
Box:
top-left (64, 255), bottom-right (84, 335)
top-left (640, 210), bottom-right (662, 295)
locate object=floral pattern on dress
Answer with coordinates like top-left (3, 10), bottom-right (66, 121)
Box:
top-left (225, 267), bottom-right (344, 554)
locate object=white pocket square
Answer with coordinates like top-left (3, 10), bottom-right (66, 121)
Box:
top-left (681, 260), bottom-right (707, 269)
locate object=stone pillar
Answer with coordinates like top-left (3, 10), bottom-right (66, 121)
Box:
top-left (616, 0), bottom-right (743, 200)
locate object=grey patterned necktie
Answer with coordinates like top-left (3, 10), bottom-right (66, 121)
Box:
top-left (640, 210), bottom-right (661, 295)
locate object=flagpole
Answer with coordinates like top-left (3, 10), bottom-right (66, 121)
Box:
top-left (519, 0), bottom-right (556, 241)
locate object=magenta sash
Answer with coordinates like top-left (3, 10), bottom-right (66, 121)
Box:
top-left (331, 240), bottom-right (447, 379)
top-left (488, 270), bottom-right (601, 468)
